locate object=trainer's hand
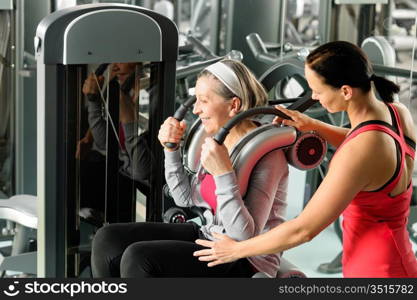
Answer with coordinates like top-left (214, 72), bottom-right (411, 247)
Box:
top-left (158, 117), bottom-right (187, 151)
top-left (273, 105), bottom-right (317, 132)
top-left (194, 232), bottom-right (241, 267)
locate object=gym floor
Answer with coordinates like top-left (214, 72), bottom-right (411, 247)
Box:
top-left (284, 220), bottom-right (343, 277)
top-left (284, 167), bottom-right (343, 278)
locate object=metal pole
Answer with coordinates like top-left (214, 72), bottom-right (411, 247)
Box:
top-left (279, 0), bottom-right (287, 62)
top-left (373, 63), bottom-right (417, 81)
top-left (14, 0), bottom-right (24, 194)
top-left (318, 0), bottom-right (332, 43)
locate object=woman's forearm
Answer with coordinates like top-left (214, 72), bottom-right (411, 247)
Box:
top-left (164, 150), bottom-right (194, 207)
top-left (312, 119), bottom-right (349, 148)
top-left (236, 218), bottom-right (311, 259)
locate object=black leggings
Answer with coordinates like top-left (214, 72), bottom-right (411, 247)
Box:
top-left (91, 222), bottom-right (255, 278)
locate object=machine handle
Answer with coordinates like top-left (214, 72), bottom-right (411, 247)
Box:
top-left (164, 96), bottom-right (197, 149)
top-left (86, 63), bottom-right (109, 102)
top-left (213, 107), bottom-right (291, 145)
top-left (165, 91), bottom-right (314, 148)
top-left (214, 91), bottom-right (313, 145)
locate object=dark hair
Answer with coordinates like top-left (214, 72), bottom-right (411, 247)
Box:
top-left (306, 41), bottom-right (399, 102)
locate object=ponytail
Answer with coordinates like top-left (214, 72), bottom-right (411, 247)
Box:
top-left (370, 74), bottom-right (400, 103)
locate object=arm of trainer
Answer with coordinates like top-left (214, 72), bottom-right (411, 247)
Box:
top-left (274, 105), bottom-right (349, 148)
top-left (194, 133), bottom-right (380, 266)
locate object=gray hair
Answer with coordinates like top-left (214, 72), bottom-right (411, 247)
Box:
top-left (198, 59), bottom-right (267, 111)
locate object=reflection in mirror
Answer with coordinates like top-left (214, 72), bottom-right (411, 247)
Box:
top-left (63, 61), bottom-right (156, 276)
top-left (56, 56), bottom-right (171, 277)
top-left (75, 62), bottom-right (153, 229)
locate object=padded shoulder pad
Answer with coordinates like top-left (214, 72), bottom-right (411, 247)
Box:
top-left (183, 122), bottom-right (297, 197)
top-left (231, 125), bottom-right (297, 197)
top-left (182, 119), bottom-right (208, 174)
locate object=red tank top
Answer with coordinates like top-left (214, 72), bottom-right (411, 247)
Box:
top-left (337, 103), bottom-right (417, 277)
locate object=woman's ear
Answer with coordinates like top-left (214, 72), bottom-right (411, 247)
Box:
top-left (340, 85), bottom-right (353, 100)
top-left (229, 97), bottom-right (241, 116)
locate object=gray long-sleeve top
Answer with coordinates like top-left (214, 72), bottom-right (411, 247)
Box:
top-left (164, 148), bottom-right (289, 278)
top-left (87, 100), bottom-right (151, 182)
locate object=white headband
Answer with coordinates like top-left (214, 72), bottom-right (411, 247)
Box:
top-left (204, 61), bottom-right (243, 99)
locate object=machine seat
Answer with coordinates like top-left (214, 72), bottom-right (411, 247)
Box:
top-left (0, 195), bottom-right (37, 229)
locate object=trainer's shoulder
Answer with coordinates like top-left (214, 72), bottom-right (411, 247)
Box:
top-left (392, 102), bottom-right (416, 140)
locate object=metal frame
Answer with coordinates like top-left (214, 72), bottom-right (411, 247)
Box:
top-left (0, 0), bottom-right (12, 10)
top-left (36, 3), bottom-right (178, 277)
top-left (318, 0), bottom-right (333, 44)
top-left (12, 0), bottom-right (51, 196)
